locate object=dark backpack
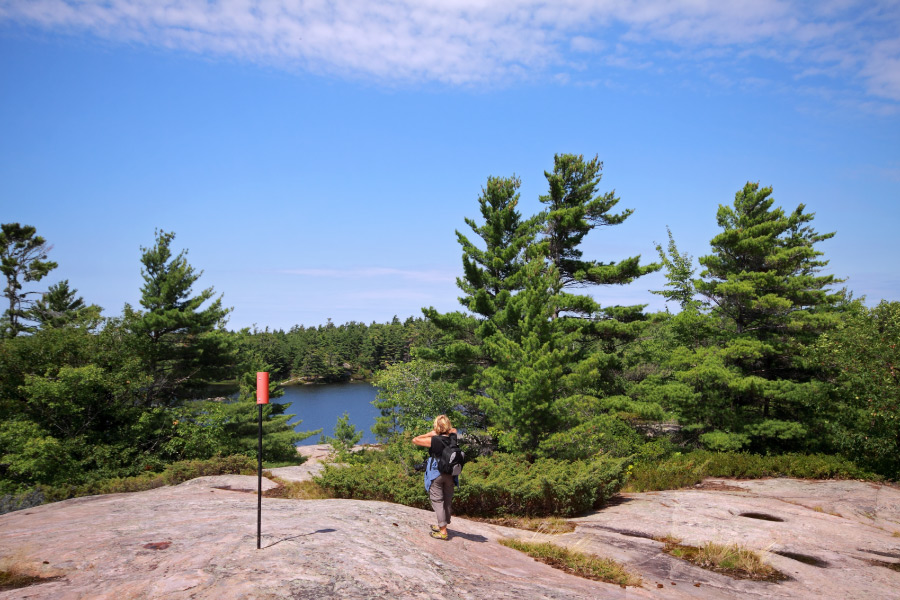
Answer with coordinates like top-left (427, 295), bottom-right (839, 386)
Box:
top-left (436, 433), bottom-right (465, 476)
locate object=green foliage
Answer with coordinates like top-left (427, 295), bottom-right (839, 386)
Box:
top-left (235, 316), bottom-right (434, 383)
top-left (371, 359), bottom-right (473, 442)
top-left (648, 183), bottom-right (845, 453)
top-left (454, 454), bottom-right (629, 516)
top-left (699, 431), bottom-right (750, 452)
top-left (814, 300), bottom-right (900, 478)
top-left (321, 412), bottom-right (363, 456)
top-left (536, 415), bottom-right (644, 461)
top-left (315, 447), bottom-right (629, 517)
top-left (420, 173), bottom-right (541, 392)
top-left (423, 154), bottom-right (659, 455)
top-left (29, 279), bottom-right (102, 331)
top-left (0, 420), bottom-right (73, 493)
top-left (160, 366), bottom-right (315, 464)
top-left (651, 226), bottom-right (696, 309)
top-left (125, 229), bottom-right (233, 406)
top-left (0, 223), bottom-right (58, 338)
top-left (316, 448), bottom-right (427, 508)
top-left (1, 455), bottom-right (256, 514)
top-left (540, 153), bottom-right (658, 293)
top-left (624, 450), bottom-right (875, 492)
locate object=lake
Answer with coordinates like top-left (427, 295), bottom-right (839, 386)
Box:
top-left (274, 382), bottom-right (382, 446)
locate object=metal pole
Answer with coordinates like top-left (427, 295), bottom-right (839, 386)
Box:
top-left (257, 403), bottom-right (263, 550)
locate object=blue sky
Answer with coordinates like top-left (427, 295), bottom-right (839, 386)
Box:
top-left (1, 0), bottom-right (898, 331)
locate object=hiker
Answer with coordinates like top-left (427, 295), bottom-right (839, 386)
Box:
top-left (412, 414), bottom-right (459, 540)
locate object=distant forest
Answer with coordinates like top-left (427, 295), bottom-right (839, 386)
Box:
top-left (236, 316), bottom-right (435, 383)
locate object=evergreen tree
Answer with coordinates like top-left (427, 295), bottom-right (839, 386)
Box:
top-left (421, 175), bottom-right (541, 388)
top-left (651, 226), bottom-right (696, 310)
top-left (423, 157), bottom-right (658, 455)
top-left (30, 279), bottom-right (102, 330)
top-left (540, 154), bottom-right (658, 311)
top-left (676, 183), bottom-right (843, 451)
top-left (126, 230), bottom-right (233, 406)
top-left (0, 223), bottom-right (58, 338)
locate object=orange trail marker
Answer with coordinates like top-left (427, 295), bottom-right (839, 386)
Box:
top-left (256, 371), bottom-right (269, 549)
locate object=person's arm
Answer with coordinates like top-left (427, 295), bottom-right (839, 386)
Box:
top-left (412, 430), bottom-right (437, 447)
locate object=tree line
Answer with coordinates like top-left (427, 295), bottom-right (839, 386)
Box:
top-left (372, 154), bottom-right (898, 479)
top-left (2, 152), bottom-right (897, 498)
top-left (0, 226), bottom-right (426, 496)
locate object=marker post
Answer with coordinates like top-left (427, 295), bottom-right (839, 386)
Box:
top-left (256, 372), bottom-right (269, 550)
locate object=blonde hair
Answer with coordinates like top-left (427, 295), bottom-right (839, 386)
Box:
top-left (433, 414), bottom-right (452, 435)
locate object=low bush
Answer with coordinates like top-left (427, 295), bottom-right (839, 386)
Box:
top-left (454, 454), bottom-right (628, 517)
top-left (536, 415), bottom-right (643, 461)
top-left (625, 451), bottom-right (876, 492)
top-left (315, 449), bottom-right (629, 517)
top-left (0, 455), bottom-right (257, 515)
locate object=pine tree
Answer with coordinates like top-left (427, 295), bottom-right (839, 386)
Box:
top-left (677, 182), bottom-right (843, 451)
top-left (540, 154), bottom-right (658, 306)
top-left (651, 226), bottom-right (696, 310)
top-left (0, 223), bottom-right (58, 337)
top-left (421, 175), bottom-right (542, 388)
top-left (423, 158), bottom-right (658, 455)
top-left (126, 230), bottom-right (233, 406)
top-left (30, 279), bottom-right (102, 330)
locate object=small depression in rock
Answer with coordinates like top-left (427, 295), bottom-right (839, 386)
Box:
top-left (773, 551), bottom-right (829, 568)
top-left (739, 512), bottom-right (784, 522)
top-left (592, 526), bottom-right (656, 539)
top-left (614, 529), bottom-right (656, 540)
top-left (867, 559), bottom-right (900, 573)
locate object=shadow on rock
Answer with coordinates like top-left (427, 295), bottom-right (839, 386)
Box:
top-left (264, 528), bottom-right (337, 549)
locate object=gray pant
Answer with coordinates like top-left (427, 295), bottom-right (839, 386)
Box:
top-left (429, 473), bottom-right (455, 527)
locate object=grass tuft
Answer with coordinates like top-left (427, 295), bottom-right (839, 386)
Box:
top-left (655, 537), bottom-right (786, 582)
top-left (471, 516), bottom-right (575, 534)
top-left (0, 553), bottom-right (64, 592)
top-left (499, 538), bottom-right (641, 587)
top-left (262, 477), bottom-right (330, 500)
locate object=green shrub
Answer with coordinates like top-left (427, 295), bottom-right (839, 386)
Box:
top-left (455, 454), bottom-right (628, 516)
top-left (314, 450), bottom-right (629, 517)
top-left (625, 453), bottom-right (710, 492)
top-left (1, 454), bottom-right (257, 514)
top-left (536, 415), bottom-right (643, 461)
top-left (625, 450), bottom-right (876, 492)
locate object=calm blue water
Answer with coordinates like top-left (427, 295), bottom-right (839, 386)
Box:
top-left (274, 382), bottom-right (381, 446)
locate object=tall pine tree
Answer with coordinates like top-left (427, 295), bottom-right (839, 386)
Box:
top-left (126, 230), bottom-right (233, 406)
top-left (0, 223), bottom-right (58, 338)
top-left (421, 175), bottom-right (542, 388)
top-left (675, 182), bottom-right (843, 451)
top-left (424, 157), bottom-right (659, 455)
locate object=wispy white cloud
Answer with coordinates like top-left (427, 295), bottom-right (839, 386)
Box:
top-left (0, 0), bottom-right (898, 102)
top-left (281, 266), bottom-right (455, 284)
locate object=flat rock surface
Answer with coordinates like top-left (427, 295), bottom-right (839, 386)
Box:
top-left (1, 476), bottom-right (898, 599)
